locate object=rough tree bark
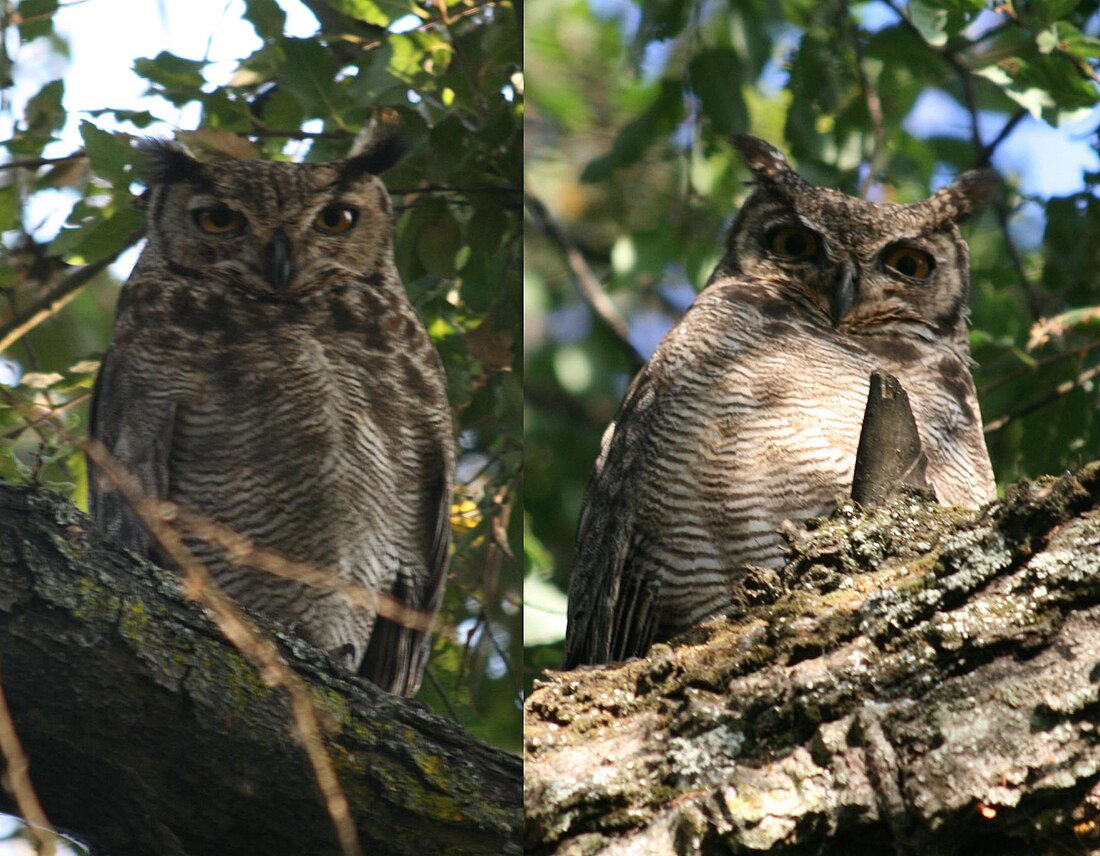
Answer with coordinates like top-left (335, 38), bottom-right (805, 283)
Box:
top-left (525, 463), bottom-right (1100, 855)
top-left (0, 482), bottom-right (522, 855)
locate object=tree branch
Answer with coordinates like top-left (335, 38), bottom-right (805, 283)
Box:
top-left (526, 464), bottom-right (1100, 854)
top-left (0, 151), bottom-right (86, 172)
top-left (0, 234), bottom-right (143, 355)
top-left (844, 2), bottom-right (887, 198)
top-left (524, 192), bottom-right (644, 371)
top-left (882, 0), bottom-right (1044, 320)
top-left (984, 359), bottom-right (1100, 434)
top-left (0, 483), bottom-right (522, 855)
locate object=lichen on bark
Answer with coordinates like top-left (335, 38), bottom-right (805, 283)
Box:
top-left (526, 464), bottom-right (1100, 855)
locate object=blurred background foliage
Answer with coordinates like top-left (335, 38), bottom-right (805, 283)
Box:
top-left (0, 0), bottom-right (521, 753)
top-left (524, 0), bottom-right (1100, 682)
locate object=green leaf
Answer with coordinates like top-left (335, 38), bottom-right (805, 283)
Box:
top-left (689, 49), bottom-right (748, 136)
top-left (0, 186), bottom-right (19, 232)
top-left (79, 121), bottom-right (137, 187)
top-left (133, 52), bottom-right (207, 105)
top-left (908, 0), bottom-right (984, 46)
top-left (523, 573), bottom-right (568, 646)
top-left (24, 79), bottom-right (65, 135)
top-left (16, 0), bottom-right (59, 41)
top-left (581, 80), bottom-right (684, 182)
top-left (978, 54), bottom-right (1099, 123)
top-left (99, 109), bottom-right (158, 128)
top-left (908, 0), bottom-right (950, 46)
top-left (1029, 0), bottom-right (1081, 26)
top-left (417, 205), bottom-right (462, 277)
top-left (49, 203), bottom-right (144, 262)
top-left (243, 0), bottom-right (286, 41)
top-left (320, 0), bottom-right (421, 28)
top-left (278, 38), bottom-right (352, 126)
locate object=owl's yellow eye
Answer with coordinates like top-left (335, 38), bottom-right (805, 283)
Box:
top-left (314, 206), bottom-right (358, 234)
top-left (768, 226), bottom-right (819, 260)
top-left (192, 207), bottom-right (245, 234)
top-left (884, 245), bottom-right (935, 280)
top-left (193, 207), bottom-right (245, 234)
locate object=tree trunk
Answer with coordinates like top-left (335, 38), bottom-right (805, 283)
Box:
top-left (525, 464), bottom-right (1100, 855)
top-left (0, 483), bottom-right (521, 855)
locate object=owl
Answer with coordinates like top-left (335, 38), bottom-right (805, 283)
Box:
top-left (564, 135), bottom-right (997, 668)
top-left (89, 138), bottom-right (454, 697)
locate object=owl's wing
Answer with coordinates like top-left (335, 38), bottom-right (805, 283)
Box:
top-left (563, 366), bottom-right (664, 668)
top-left (359, 432), bottom-right (453, 698)
top-left (88, 341), bottom-right (176, 558)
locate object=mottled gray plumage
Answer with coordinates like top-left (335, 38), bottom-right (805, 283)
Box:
top-left (89, 138), bottom-right (454, 697)
top-left (564, 135), bottom-right (997, 668)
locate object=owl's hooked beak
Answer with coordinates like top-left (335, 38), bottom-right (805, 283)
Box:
top-left (831, 264), bottom-right (857, 326)
top-left (265, 229), bottom-right (294, 291)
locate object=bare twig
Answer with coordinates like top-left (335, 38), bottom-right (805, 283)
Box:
top-left (246, 128), bottom-right (354, 141)
top-left (2, 390), bottom-right (91, 440)
top-left (0, 664), bottom-right (58, 856)
top-left (171, 506), bottom-right (433, 633)
top-left (524, 191), bottom-right (644, 370)
top-left (976, 109), bottom-right (1027, 167)
top-left (844, 2), bottom-right (887, 198)
top-left (883, 0), bottom-right (1044, 320)
top-left (0, 151), bottom-right (86, 172)
top-left (0, 233), bottom-right (144, 355)
top-left (390, 183), bottom-right (521, 197)
top-left (423, 667), bottom-right (461, 721)
top-left (978, 339), bottom-right (1100, 397)
top-left (984, 360), bottom-right (1100, 434)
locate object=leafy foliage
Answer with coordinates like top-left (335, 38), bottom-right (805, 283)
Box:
top-left (525, 0), bottom-right (1100, 680)
top-left (0, 0), bottom-right (521, 750)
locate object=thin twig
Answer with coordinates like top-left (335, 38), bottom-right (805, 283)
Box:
top-left (524, 190), bottom-right (644, 370)
top-left (984, 361), bottom-right (1100, 434)
top-left (0, 233), bottom-right (144, 354)
top-left (171, 505), bottom-right (433, 632)
top-left (845, 1), bottom-right (887, 198)
top-left (1, 390), bottom-right (90, 440)
top-left (976, 109), bottom-right (1027, 167)
top-left (0, 664), bottom-right (58, 856)
top-left (978, 339), bottom-right (1100, 397)
top-left (246, 128), bottom-right (354, 141)
top-left (0, 151), bottom-right (86, 171)
top-left (390, 183), bottom-right (520, 196)
top-left (883, 0), bottom-right (1044, 320)
top-left (423, 667), bottom-right (461, 722)
top-left (354, 1), bottom-right (502, 55)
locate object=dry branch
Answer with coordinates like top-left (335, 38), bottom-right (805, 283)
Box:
top-left (525, 464), bottom-right (1100, 855)
top-left (0, 483), bottom-right (522, 856)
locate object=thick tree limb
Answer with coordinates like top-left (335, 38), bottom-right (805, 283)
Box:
top-left (0, 483), bottom-right (522, 855)
top-left (526, 464), bottom-right (1100, 855)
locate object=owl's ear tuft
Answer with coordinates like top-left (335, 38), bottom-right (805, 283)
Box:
top-left (930, 168), bottom-right (1000, 223)
top-left (732, 135), bottom-right (793, 182)
top-left (343, 134), bottom-right (405, 180)
top-left (137, 139), bottom-right (208, 187)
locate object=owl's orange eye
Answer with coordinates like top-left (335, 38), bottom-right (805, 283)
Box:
top-left (768, 226), bottom-right (819, 260)
top-left (193, 207), bottom-right (245, 234)
top-left (884, 245), bottom-right (935, 280)
top-left (314, 206), bottom-right (358, 234)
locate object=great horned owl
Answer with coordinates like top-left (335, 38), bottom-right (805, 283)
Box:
top-left (89, 138), bottom-right (454, 697)
top-left (564, 135), bottom-right (997, 668)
